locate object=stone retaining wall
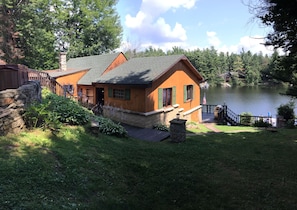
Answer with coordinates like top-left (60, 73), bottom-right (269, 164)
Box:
top-left (103, 105), bottom-right (202, 128)
top-left (0, 81), bottom-right (41, 136)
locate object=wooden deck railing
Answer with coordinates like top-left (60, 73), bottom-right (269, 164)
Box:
top-left (28, 69), bottom-right (74, 98)
top-left (202, 104), bottom-right (273, 126)
top-left (0, 64), bottom-right (73, 98)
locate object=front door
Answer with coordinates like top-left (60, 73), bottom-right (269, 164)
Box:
top-left (96, 88), bottom-right (104, 105)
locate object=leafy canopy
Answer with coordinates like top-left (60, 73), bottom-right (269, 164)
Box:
top-left (250, 0), bottom-right (297, 54)
top-left (0, 0), bottom-right (122, 69)
top-left (248, 0), bottom-right (297, 97)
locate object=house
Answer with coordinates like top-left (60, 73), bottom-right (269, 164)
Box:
top-left (94, 54), bottom-right (204, 128)
top-left (46, 52), bottom-right (127, 102)
top-left (45, 67), bottom-right (90, 98)
top-left (47, 53), bottom-right (204, 128)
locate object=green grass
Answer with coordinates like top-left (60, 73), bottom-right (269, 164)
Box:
top-left (186, 123), bottom-right (259, 133)
top-left (186, 122), bottom-right (212, 133)
top-left (215, 125), bottom-right (260, 132)
top-left (1, 126), bottom-right (297, 209)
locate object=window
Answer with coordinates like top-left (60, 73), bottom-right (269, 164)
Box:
top-left (163, 88), bottom-right (172, 107)
top-left (113, 89), bottom-right (125, 99)
top-left (108, 87), bottom-right (130, 100)
top-left (158, 87), bottom-right (176, 109)
top-left (63, 84), bottom-right (73, 93)
top-left (185, 85), bottom-right (193, 101)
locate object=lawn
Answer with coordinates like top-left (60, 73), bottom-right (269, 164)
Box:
top-left (1, 126), bottom-right (297, 209)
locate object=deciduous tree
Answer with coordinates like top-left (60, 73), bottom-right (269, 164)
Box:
top-left (249, 0), bottom-right (297, 96)
top-left (0, 0), bottom-right (122, 69)
top-left (56, 0), bottom-right (122, 58)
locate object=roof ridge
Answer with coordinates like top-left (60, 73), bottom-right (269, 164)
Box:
top-left (68, 52), bottom-right (120, 62)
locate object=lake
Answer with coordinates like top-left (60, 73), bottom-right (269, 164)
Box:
top-left (201, 86), bottom-right (296, 117)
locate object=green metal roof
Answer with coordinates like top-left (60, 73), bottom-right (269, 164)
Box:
top-left (65, 53), bottom-right (122, 85)
top-left (95, 54), bottom-right (193, 85)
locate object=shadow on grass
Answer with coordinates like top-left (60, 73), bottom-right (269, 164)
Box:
top-left (1, 127), bottom-right (297, 209)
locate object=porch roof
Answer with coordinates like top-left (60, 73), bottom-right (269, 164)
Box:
top-left (46, 68), bottom-right (89, 78)
top-left (66, 53), bottom-right (122, 85)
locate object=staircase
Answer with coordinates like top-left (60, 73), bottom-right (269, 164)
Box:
top-left (223, 106), bottom-right (239, 126)
top-left (202, 104), bottom-right (239, 126)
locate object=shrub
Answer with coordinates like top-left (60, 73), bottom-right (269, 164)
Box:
top-left (253, 118), bottom-right (271, 127)
top-left (43, 93), bottom-right (90, 125)
top-left (285, 119), bottom-right (296, 129)
top-left (153, 124), bottom-right (169, 132)
top-left (23, 101), bottom-right (61, 131)
top-left (24, 89), bottom-right (91, 130)
top-left (277, 101), bottom-right (295, 122)
top-left (240, 112), bottom-right (252, 125)
top-left (92, 116), bottom-right (128, 137)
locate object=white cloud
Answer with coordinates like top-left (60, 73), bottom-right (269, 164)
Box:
top-left (218, 35), bottom-right (278, 55)
top-left (141, 0), bottom-right (198, 15)
top-left (120, 0), bottom-right (278, 56)
top-left (154, 18), bottom-right (187, 41)
top-left (141, 41), bottom-right (187, 52)
top-left (125, 11), bottom-right (147, 29)
top-left (205, 32), bottom-right (278, 55)
top-left (124, 0), bottom-right (198, 48)
top-left (207, 31), bottom-right (221, 47)
top-left (237, 35), bottom-right (274, 54)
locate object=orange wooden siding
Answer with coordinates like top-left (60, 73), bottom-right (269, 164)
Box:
top-left (102, 53), bottom-right (127, 75)
top-left (77, 85), bottom-right (95, 104)
top-left (146, 62), bottom-right (201, 112)
top-left (77, 53), bottom-right (127, 104)
top-left (104, 84), bottom-right (146, 112)
top-left (103, 61), bottom-right (201, 114)
top-left (55, 70), bottom-right (88, 97)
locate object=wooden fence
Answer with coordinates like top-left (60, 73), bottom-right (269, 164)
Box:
top-left (0, 65), bottom-right (29, 91)
top-left (0, 64), bottom-right (73, 98)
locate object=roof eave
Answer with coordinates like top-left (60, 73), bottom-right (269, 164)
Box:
top-left (92, 81), bottom-right (152, 88)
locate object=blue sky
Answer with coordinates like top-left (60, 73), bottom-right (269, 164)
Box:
top-left (116, 0), bottom-right (276, 55)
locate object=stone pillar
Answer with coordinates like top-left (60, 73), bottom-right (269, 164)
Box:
top-left (169, 119), bottom-right (187, 143)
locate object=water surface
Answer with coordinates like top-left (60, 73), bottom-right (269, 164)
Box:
top-left (201, 86), bottom-right (296, 117)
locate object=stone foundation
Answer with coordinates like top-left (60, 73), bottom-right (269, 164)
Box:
top-left (103, 104), bottom-right (202, 128)
top-left (0, 81), bottom-right (41, 136)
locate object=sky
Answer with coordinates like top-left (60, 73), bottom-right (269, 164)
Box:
top-left (116, 0), bottom-right (276, 55)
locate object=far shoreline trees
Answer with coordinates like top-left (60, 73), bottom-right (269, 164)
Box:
top-left (125, 46), bottom-right (276, 87)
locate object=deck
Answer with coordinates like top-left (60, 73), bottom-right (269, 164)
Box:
top-left (202, 112), bottom-right (216, 123)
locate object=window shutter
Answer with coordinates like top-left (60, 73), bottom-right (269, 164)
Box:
top-left (158, 88), bottom-right (163, 109)
top-left (125, 89), bottom-right (130, 100)
top-left (184, 85), bottom-right (187, 102)
top-left (172, 86), bottom-right (176, 105)
top-left (108, 88), bottom-right (113, 98)
top-left (192, 85), bottom-right (195, 100)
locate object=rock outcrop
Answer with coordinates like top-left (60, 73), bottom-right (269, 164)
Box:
top-left (0, 81), bottom-right (41, 136)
